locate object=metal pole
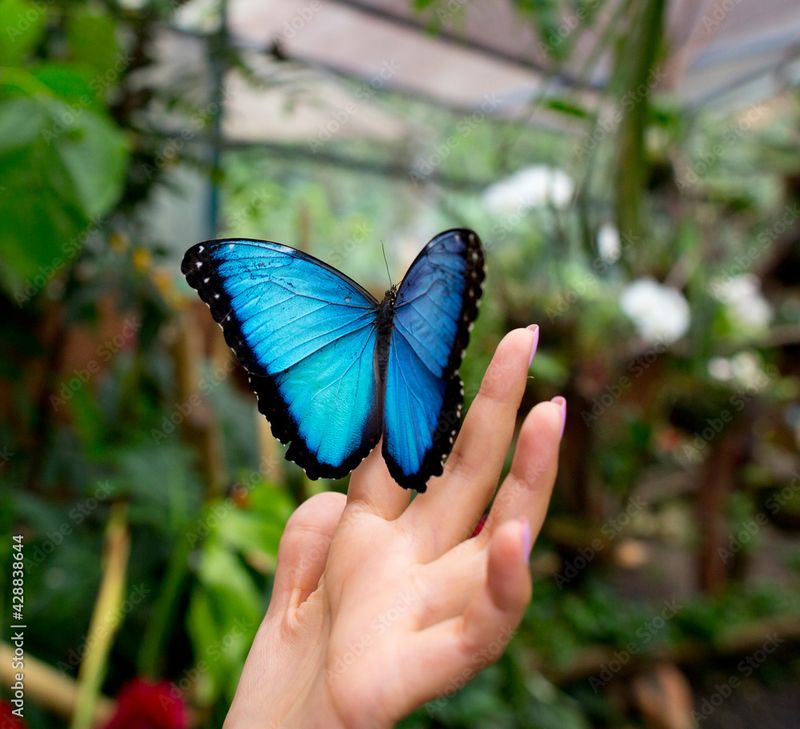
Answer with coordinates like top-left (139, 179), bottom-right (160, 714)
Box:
top-left (206, 0), bottom-right (228, 239)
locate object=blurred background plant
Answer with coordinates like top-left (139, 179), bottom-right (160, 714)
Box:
top-left (1, 0), bottom-right (799, 727)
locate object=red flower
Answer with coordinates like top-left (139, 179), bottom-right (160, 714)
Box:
top-left (103, 679), bottom-right (187, 729)
top-left (0, 701), bottom-right (26, 729)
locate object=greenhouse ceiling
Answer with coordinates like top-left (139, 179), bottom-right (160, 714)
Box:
top-left (160, 0), bottom-right (800, 146)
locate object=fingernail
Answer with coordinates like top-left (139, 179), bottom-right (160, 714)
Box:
top-left (527, 324), bottom-right (539, 366)
top-left (520, 518), bottom-right (532, 563)
top-left (551, 395), bottom-right (567, 439)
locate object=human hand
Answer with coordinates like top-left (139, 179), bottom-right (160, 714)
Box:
top-left (225, 326), bottom-right (566, 729)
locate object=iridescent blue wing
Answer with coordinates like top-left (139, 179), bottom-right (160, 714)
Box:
top-left (382, 229), bottom-right (484, 491)
top-left (182, 239), bottom-right (381, 479)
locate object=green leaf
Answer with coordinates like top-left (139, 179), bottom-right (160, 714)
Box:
top-left (188, 542), bottom-right (263, 705)
top-left (66, 6), bottom-right (122, 91)
top-left (545, 97), bottom-right (592, 120)
top-left (530, 350), bottom-right (570, 386)
top-left (0, 72), bottom-right (128, 300)
top-left (0, 132), bottom-right (88, 298)
top-left (59, 103), bottom-right (129, 218)
top-left (0, 0), bottom-right (47, 65)
top-left (33, 64), bottom-right (104, 113)
top-left (215, 483), bottom-right (293, 561)
top-left (67, 385), bottom-right (105, 451)
top-left (0, 96), bottom-right (47, 152)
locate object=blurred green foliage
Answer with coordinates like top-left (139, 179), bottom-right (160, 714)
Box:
top-left (0, 0), bottom-right (128, 299)
top-left (2, 0), bottom-right (800, 727)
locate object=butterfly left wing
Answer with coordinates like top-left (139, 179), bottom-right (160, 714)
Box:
top-left (381, 229), bottom-right (485, 491)
top-left (182, 238), bottom-right (382, 479)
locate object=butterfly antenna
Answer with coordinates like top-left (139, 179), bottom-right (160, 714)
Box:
top-left (380, 240), bottom-right (394, 288)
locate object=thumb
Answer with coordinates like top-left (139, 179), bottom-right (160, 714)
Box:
top-left (268, 491), bottom-right (346, 618)
top-left (397, 518), bottom-right (532, 712)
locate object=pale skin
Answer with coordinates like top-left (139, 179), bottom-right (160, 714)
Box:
top-left (225, 326), bottom-right (566, 729)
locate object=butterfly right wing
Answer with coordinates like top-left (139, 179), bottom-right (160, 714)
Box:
top-left (382, 229), bottom-right (485, 492)
top-left (182, 238), bottom-right (382, 479)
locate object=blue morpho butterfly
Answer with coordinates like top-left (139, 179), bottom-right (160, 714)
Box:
top-left (181, 229), bottom-right (484, 492)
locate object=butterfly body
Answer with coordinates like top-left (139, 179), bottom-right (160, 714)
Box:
top-left (182, 229), bottom-right (484, 492)
top-left (374, 285), bottom-right (398, 373)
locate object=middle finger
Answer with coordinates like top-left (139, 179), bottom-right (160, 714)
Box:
top-left (402, 326), bottom-right (537, 560)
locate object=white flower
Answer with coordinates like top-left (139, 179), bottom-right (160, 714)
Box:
top-left (708, 357), bottom-right (733, 381)
top-left (712, 274), bottom-right (772, 330)
top-left (173, 0), bottom-right (221, 31)
top-left (597, 223), bottom-right (621, 263)
top-left (708, 352), bottom-right (769, 391)
top-left (620, 278), bottom-right (691, 344)
top-left (482, 165), bottom-right (574, 215)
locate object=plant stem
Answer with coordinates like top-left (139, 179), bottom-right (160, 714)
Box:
top-left (0, 644), bottom-right (114, 725)
top-left (614, 0), bottom-right (666, 244)
top-left (138, 530), bottom-right (193, 678)
top-left (70, 503), bottom-right (130, 729)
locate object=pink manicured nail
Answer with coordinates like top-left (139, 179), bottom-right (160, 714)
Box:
top-left (521, 519), bottom-right (532, 563)
top-left (526, 324), bottom-right (539, 366)
top-left (551, 395), bottom-right (567, 438)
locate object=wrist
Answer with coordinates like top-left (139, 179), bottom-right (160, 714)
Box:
top-left (279, 694), bottom-right (346, 729)
top-left (224, 653), bottom-right (349, 729)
